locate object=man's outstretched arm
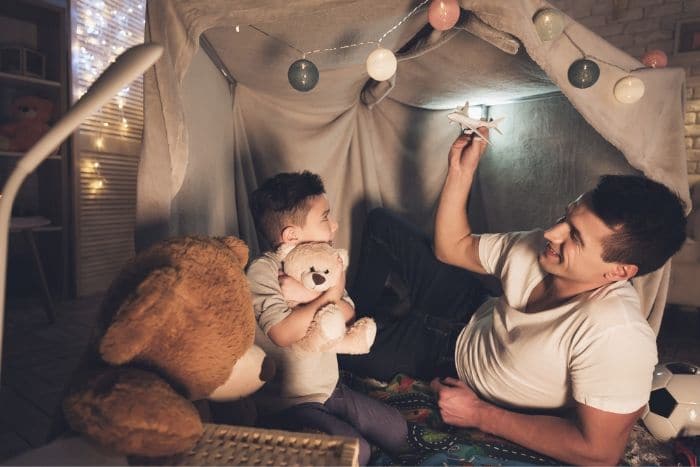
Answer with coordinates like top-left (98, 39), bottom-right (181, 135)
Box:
top-left (434, 131), bottom-right (488, 274)
top-left (431, 377), bottom-right (641, 466)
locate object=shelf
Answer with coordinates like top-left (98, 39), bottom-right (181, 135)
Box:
top-left (0, 71), bottom-right (61, 88)
top-left (0, 150), bottom-right (61, 160)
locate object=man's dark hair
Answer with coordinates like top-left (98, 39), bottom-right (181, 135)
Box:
top-left (588, 175), bottom-right (687, 276)
top-left (249, 171), bottom-right (325, 250)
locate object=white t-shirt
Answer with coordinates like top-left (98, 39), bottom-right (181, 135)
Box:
top-left (246, 252), bottom-right (354, 414)
top-left (455, 230), bottom-right (657, 414)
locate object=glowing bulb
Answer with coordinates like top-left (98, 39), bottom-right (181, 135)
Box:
top-left (533, 8), bottom-right (565, 42)
top-left (366, 48), bottom-right (397, 81)
top-left (614, 76), bottom-right (645, 104)
top-left (95, 137), bottom-right (104, 149)
top-left (236, 25), bottom-right (240, 32)
top-left (467, 105), bottom-right (483, 119)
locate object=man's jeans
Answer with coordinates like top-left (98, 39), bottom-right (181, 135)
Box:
top-left (340, 208), bottom-right (490, 381)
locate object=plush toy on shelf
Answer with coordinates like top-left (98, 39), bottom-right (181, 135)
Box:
top-left (0, 95), bottom-right (54, 152)
top-left (279, 241), bottom-right (376, 354)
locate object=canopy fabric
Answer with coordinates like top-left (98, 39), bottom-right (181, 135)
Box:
top-left (137, 0), bottom-right (691, 333)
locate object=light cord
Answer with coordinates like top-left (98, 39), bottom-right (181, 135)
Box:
top-left (249, 0), bottom-right (430, 59)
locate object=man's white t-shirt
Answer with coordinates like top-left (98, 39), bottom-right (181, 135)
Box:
top-left (454, 230), bottom-right (657, 414)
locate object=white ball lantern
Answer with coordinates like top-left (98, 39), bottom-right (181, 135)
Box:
top-left (614, 76), bottom-right (645, 104)
top-left (366, 48), bottom-right (397, 81)
top-left (533, 8), bottom-right (565, 42)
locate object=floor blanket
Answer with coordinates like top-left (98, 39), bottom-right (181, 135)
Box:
top-left (341, 373), bottom-right (674, 466)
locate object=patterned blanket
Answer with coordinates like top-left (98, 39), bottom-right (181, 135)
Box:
top-left (341, 373), bottom-right (674, 466)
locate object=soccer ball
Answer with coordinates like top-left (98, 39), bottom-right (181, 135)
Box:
top-left (642, 361), bottom-right (700, 441)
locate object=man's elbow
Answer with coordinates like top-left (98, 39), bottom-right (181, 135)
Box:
top-left (577, 443), bottom-right (625, 466)
top-left (434, 243), bottom-right (455, 266)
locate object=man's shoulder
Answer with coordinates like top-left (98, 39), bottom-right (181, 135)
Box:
top-left (577, 281), bottom-right (652, 336)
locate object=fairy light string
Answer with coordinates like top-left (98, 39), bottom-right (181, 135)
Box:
top-left (249, 0), bottom-right (430, 60)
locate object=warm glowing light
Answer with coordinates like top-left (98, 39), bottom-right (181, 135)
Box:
top-left (467, 105), bottom-right (483, 119)
top-left (95, 137), bottom-right (104, 149)
top-left (72, 0), bottom-right (144, 135)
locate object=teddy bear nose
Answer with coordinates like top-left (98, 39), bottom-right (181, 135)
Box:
top-left (312, 273), bottom-right (325, 285)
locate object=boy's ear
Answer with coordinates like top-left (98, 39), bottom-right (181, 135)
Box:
top-left (281, 226), bottom-right (299, 244)
top-left (605, 263), bottom-right (638, 282)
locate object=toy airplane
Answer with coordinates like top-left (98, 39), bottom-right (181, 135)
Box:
top-left (447, 101), bottom-right (505, 145)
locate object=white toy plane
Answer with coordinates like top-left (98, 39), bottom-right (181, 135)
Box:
top-left (447, 101), bottom-right (505, 145)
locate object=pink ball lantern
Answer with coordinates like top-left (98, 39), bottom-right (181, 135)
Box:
top-left (641, 49), bottom-right (668, 68)
top-left (428, 0), bottom-right (460, 31)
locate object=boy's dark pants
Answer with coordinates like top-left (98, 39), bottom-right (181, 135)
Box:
top-left (339, 208), bottom-right (490, 382)
top-left (260, 383), bottom-right (407, 466)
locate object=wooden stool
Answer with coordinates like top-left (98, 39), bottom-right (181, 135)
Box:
top-left (10, 216), bottom-right (55, 323)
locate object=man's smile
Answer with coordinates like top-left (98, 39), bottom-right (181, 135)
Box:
top-left (544, 242), bottom-right (562, 262)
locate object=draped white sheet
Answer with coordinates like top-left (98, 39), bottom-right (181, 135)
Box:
top-left (138, 0), bottom-right (691, 333)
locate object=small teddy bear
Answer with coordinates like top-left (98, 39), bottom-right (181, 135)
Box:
top-left (0, 95), bottom-right (54, 152)
top-left (279, 242), bottom-right (376, 355)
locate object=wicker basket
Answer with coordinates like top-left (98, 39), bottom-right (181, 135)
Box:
top-left (165, 423), bottom-right (359, 466)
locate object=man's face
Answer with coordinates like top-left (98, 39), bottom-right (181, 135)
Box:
top-left (539, 195), bottom-right (621, 288)
top-left (295, 195), bottom-right (338, 244)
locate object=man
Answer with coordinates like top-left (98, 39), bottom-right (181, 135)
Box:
top-left (340, 129), bottom-right (687, 465)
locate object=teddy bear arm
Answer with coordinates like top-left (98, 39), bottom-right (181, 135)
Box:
top-left (326, 317), bottom-right (377, 355)
top-left (63, 368), bottom-right (203, 457)
top-left (293, 304), bottom-right (347, 352)
top-left (100, 268), bottom-right (179, 364)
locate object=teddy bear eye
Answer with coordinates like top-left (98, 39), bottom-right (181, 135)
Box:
top-left (324, 269), bottom-right (329, 274)
top-left (310, 267), bottom-right (316, 273)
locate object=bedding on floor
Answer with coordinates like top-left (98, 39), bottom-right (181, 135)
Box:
top-left (340, 372), bottom-right (674, 466)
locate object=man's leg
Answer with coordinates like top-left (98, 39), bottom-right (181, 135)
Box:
top-left (342, 208), bottom-right (489, 380)
top-left (350, 208), bottom-right (488, 321)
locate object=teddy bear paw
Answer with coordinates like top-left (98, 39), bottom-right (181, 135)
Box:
top-left (335, 317), bottom-right (376, 355)
top-left (316, 305), bottom-right (347, 341)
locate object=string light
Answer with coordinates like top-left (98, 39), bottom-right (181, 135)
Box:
top-left (531, 8), bottom-right (654, 103)
top-left (72, 0), bottom-right (145, 131)
top-left (81, 158), bottom-right (107, 195)
top-left (72, 0), bottom-right (145, 197)
top-left (249, 0), bottom-right (432, 91)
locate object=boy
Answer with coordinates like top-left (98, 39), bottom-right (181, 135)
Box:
top-left (247, 171), bottom-right (408, 465)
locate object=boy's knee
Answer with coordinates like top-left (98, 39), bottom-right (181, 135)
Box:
top-left (357, 436), bottom-right (372, 466)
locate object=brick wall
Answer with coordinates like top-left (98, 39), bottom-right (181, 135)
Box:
top-left (550, 0), bottom-right (700, 175)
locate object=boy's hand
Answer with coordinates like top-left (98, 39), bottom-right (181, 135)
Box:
top-left (323, 254), bottom-right (347, 303)
top-left (279, 273), bottom-right (322, 304)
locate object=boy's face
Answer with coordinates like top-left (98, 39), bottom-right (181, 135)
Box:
top-left (286, 194), bottom-right (338, 245)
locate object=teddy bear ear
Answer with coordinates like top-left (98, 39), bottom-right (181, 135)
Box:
top-left (217, 236), bottom-right (249, 266)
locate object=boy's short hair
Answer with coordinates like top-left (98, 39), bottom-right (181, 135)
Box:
top-left (588, 175), bottom-right (687, 276)
top-left (249, 171), bottom-right (325, 249)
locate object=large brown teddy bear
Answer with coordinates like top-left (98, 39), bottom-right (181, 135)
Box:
top-left (63, 236), bottom-right (275, 457)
